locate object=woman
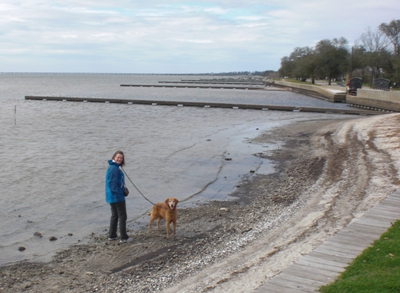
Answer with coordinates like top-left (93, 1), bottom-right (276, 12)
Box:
top-left (105, 150), bottom-right (132, 243)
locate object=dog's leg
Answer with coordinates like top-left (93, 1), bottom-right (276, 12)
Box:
top-left (165, 221), bottom-right (170, 239)
top-left (149, 217), bottom-right (155, 231)
top-left (171, 220), bottom-right (176, 237)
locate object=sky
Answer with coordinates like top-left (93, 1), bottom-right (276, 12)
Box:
top-left (1, 0), bottom-right (399, 74)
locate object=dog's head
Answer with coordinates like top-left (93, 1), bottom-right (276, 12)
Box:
top-left (165, 198), bottom-right (179, 211)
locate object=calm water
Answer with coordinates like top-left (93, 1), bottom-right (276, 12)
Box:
top-left (0, 73), bottom-right (353, 265)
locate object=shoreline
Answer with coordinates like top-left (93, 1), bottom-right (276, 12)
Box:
top-left (1, 114), bottom-right (399, 293)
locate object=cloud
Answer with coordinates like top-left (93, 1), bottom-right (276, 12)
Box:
top-left (0, 0), bottom-right (399, 73)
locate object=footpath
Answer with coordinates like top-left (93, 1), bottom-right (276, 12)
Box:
top-left (254, 189), bottom-right (400, 292)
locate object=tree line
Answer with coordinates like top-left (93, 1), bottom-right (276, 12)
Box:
top-left (278, 19), bottom-right (400, 87)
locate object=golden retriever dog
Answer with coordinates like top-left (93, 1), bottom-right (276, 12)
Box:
top-left (148, 198), bottom-right (179, 238)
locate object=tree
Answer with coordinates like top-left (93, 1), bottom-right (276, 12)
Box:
top-left (379, 19), bottom-right (400, 55)
top-left (289, 47), bottom-right (315, 81)
top-left (315, 37), bottom-right (349, 85)
top-left (390, 54), bottom-right (400, 87)
top-left (356, 27), bottom-right (392, 81)
top-left (296, 48), bottom-right (318, 83)
top-left (354, 21), bottom-right (400, 84)
top-left (348, 45), bottom-right (365, 77)
top-left (361, 50), bottom-right (393, 83)
top-left (278, 47), bottom-right (318, 82)
top-left (360, 27), bottom-right (391, 52)
top-left (277, 20), bottom-right (400, 87)
top-left (278, 56), bottom-right (295, 78)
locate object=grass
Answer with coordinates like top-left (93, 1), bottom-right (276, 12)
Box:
top-left (283, 78), bottom-right (320, 85)
top-left (319, 220), bottom-right (400, 293)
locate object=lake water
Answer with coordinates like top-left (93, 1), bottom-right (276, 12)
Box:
top-left (0, 73), bottom-right (353, 265)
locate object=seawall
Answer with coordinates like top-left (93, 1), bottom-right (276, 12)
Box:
top-left (347, 89), bottom-right (400, 112)
top-left (274, 80), bottom-right (346, 102)
top-left (274, 80), bottom-right (400, 112)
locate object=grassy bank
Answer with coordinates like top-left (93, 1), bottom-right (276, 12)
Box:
top-left (319, 220), bottom-right (400, 293)
top-left (281, 78), bottom-right (320, 85)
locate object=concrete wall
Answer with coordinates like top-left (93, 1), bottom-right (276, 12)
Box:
top-left (347, 89), bottom-right (400, 112)
top-left (274, 80), bottom-right (346, 102)
top-left (274, 80), bottom-right (400, 112)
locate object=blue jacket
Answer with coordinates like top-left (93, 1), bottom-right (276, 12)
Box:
top-left (105, 160), bottom-right (125, 204)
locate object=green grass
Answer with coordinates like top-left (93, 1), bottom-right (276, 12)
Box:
top-left (283, 78), bottom-right (320, 85)
top-left (319, 220), bottom-right (400, 293)
top-left (283, 78), bottom-right (310, 84)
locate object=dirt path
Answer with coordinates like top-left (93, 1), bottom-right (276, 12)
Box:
top-left (1, 113), bottom-right (399, 293)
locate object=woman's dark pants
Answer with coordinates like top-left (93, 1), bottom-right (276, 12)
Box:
top-left (109, 201), bottom-right (128, 240)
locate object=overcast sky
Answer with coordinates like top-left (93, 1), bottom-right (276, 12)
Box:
top-left (1, 0), bottom-right (398, 74)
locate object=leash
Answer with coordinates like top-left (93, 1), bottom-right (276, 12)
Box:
top-left (120, 167), bottom-right (159, 207)
top-left (120, 167), bottom-right (181, 214)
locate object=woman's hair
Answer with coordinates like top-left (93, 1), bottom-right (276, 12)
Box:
top-left (112, 150), bottom-right (125, 166)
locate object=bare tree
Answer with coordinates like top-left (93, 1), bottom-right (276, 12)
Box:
top-left (379, 19), bottom-right (400, 55)
top-left (360, 27), bottom-right (390, 52)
